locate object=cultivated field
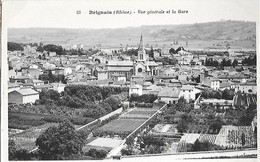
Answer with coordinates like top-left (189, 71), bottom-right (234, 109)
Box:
top-left (9, 123), bottom-right (58, 150)
top-left (96, 118), bottom-right (147, 136)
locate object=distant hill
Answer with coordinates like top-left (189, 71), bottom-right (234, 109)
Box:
top-left (8, 21), bottom-right (256, 49)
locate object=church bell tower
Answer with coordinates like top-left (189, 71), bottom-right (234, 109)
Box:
top-left (137, 35), bottom-right (146, 62)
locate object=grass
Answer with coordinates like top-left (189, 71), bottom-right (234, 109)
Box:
top-left (9, 111), bottom-right (95, 130)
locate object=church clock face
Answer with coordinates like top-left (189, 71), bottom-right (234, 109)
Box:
top-left (138, 68), bottom-right (142, 73)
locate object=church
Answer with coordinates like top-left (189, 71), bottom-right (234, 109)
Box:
top-left (133, 35), bottom-right (159, 77)
top-left (104, 35), bottom-right (159, 81)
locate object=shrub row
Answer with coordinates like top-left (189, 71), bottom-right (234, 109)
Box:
top-left (8, 112), bottom-right (96, 130)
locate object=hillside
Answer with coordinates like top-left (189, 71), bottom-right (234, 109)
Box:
top-left (8, 21), bottom-right (256, 49)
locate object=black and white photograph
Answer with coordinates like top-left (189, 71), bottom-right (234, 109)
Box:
top-left (2, 0), bottom-right (258, 161)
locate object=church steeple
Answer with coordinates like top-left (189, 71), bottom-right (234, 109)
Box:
top-left (137, 34), bottom-right (147, 61)
top-left (138, 34), bottom-right (144, 51)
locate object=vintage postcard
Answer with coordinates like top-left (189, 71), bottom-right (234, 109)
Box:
top-left (1, 0), bottom-right (259, 161)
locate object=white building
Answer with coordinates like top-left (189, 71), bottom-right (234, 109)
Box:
top-left (8, 88), bottom-right (39, 104)
top-left (211, 79), bottom-right (220, 90)
top-left (158, 88), bottom-right (181, 104)
top-left (51, 83), bottom-right (66, 93)
top-left (180, 85), bottom-right (200, 102)
top-left (129, 84), bottom-right (142, 96)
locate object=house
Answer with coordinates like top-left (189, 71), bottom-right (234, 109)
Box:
top-left (200, 98), bottom-right (233, 108)
top-left (111, 74), bottom-right (126, 82)
top-left (219, 82), bottom-right (232, 91)
top-left (30, 79), bottom-right (45, 86)
top-left (8, 88), bottom-right (39, 104)
top-left (34, 84), bottom-right (53, 92)
top-left (129, 84), bottom-right (142, 96)
top-left (143, 84), bottom-right (162, 95)
top-left (97, 70), bottom-right (108, 80)
top-left (180, 85), bottom-right (200, 102)
top-left (107, 61), bottom-right (134, 81)
top-left (235, 81), bottom-right (257, 94)
top-left (48, 51), bottom-right (57, 57)
top-left (211, 78), bottom-right (220, 90)
top-left (10, 76), bottom-right (31, 84)
top-left (8, 82), bottom-right (21, 93)
top-left (27, 68), bottom-right (43, 79)
top-left (158, 88), bottom-right (181, 104)
top-left (51, 83), bottom-right (66, 93)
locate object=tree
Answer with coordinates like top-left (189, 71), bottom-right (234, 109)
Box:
top-left (14, 149), bottom-right (32, 160)
top-left (192, 139), bottom-right (214, 151)
top-left (39, 89), bottom-right (61, 105)
top-left (177, 121), bottom-right (188, 133)
top-left (36, 120), bottom-right (88, 160)
top-left (169, 48), bottom-right (175, 54)
top-left (87, 149), bottom-right (107, 159)
top-left (241, 133), bottom-right (246, 146)
top-left (209, 117), bottom-right (224, 134)
top-left (9, 140), bottom-right (32, 160)
top-left (232, 59), bottom-right (238, 68)
top-left (8, 42), bottom-right (24, 51)
top-left (9, 140), bottom-right (17, 160)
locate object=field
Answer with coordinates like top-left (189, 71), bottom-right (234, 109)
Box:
top-left (215, 125), bottom-right (256, 148)
top-left (199, 134), bottom-right (217, 144)
top-left (96, 118), bottom-right (147, 136)
top-left (9, 123), bottom-right (58, 150)
top-left (9, 111), bottom-right (95, 130)
top-left (122, 108), bottom-right (159, 119)
top-left (94, 107), bottom-right (161, 137)
top-left (87, 137), bottom-right (123, 148)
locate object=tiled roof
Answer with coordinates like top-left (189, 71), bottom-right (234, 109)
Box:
top-left (107, 67), bottom-right (133, 71)
top-left (14, 88), bottom-right (39, 96)
top-left (107, 61), bottom-right (133, 66)
top-left (130, 84), bottom-right (142, 89)
top-left (8, 83), bottom-right (20, 88)
top-left (181, 85), bottom-right (195, 90)
top-left (158, 88), bottom-right (180, 98)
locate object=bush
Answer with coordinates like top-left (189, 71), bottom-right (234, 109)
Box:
top-left (130, 94), bottom-right (157, 103)
top-left (121, 147), bottom-right (134, 156)
top-left (87, 149), bottom-right (107, 159)
top-left (69, 117), bottom-right (95, 125)
top-left (135, 103), bottom-right (153, 108)
top-left (43, 116), bottom-right (67, 123)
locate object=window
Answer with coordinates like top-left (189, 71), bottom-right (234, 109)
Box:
top-left (138, 68), bottom-right (142, 73)
top-left (140, 54), bottom-right (143, 60)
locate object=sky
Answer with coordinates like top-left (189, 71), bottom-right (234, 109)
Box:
top-left (3, 0), bottom-right (259, 29)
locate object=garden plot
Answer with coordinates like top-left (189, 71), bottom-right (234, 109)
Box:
top-left (122, 108), bottom-right (158, 119)
top-left (179, 133), bottom-right (200, 144)
top-left (87, 137), bottom-right (123, 148)
top-left (215, 125), bottom-right (256, 148)
top-left (198, 134), bottom-right (217, 144)
top-left (96, 118), bottom-right (146, 136)
top-left (149, 124), bottom-right (178, 137)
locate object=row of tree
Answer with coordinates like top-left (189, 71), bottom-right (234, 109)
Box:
top-left (205, 58), bottom-right (238, 67)
top-left (8, 42), bottom-right (24, 51)
top-left (38, 72), bottom-right (67, 84)
top-left (129, 94), bottom-right (158, 103)
top-left (36, 44), bottom-right (65, 55)
top-left (201, 89), bottom-right (235, 100)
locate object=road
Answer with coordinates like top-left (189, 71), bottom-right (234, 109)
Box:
top-left (107, 149), bottom-right (257, 161)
